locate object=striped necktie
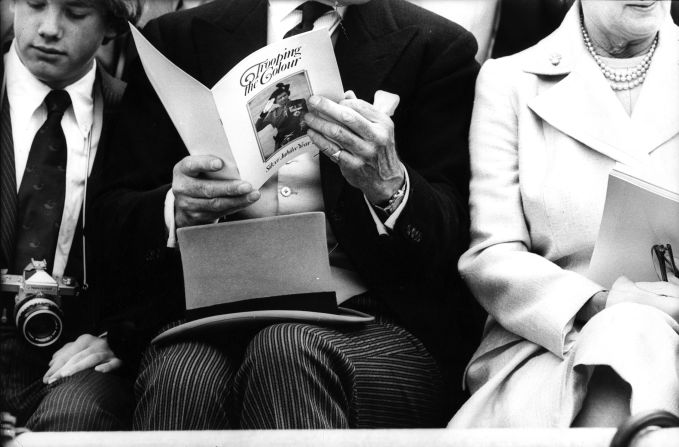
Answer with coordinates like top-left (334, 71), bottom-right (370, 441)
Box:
top-left (283, 2), bottom-right (333, 39)
top-left (12, 90), bottom-right (71, 274)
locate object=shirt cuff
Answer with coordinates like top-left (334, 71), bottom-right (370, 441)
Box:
top-left (364, 167), bottom-right (410, 235)
top-left (164, 189), bottom-right (177, 248)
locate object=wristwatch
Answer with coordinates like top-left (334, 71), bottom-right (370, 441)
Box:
top-left (371, 179), bottom-right (407, 218)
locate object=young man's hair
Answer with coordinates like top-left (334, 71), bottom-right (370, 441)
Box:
top-left (103, 0), bottom-right (145, 37)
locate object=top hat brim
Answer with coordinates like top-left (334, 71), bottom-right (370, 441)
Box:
top-left (151, 307), bottom-right (374, 345)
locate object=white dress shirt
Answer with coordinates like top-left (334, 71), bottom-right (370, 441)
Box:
top-left (5, 41), bottom-right (102, 278)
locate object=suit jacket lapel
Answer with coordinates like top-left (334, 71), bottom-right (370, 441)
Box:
top-left (323, 0), bottom-right (417, 209)
top-left (525, 4), bottom-right (648, 166)
top-left (87, 68), bottom-right (126, 207)
top-left (0, 83), bottom-right (17, 268)
top-left (629, 19), bottom-right (679, 155)
top-left (68, 68), bottom-right (127, 280)
top-left (191, 0), bottom-right (268, 88)
top-left (98, 66), bottom-right (126, 112)
top-left (334, 1), bottom-right (417, 99)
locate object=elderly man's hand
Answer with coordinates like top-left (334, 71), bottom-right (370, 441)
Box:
top-left (43, 334), bottom-right (120, 384)
top-left (303, 92), bottom-right (405, 204)
top-left (173, 155), bottom-right (261, 228)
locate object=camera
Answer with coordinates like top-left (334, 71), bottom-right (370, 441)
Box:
top-left (1, 259), bottom-right (78, 347)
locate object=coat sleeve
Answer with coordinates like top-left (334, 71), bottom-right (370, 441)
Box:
top-left (391, 28), bottom-right (479, 268)
top-left (89, 17), bottom-right (190, 368)
top-left (458, 59), bottom-right (604, 358)
top-left (333, 24), bottom-right (480, 288)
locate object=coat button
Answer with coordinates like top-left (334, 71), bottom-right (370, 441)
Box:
top-left (280, 186), bottom-right (292, 197)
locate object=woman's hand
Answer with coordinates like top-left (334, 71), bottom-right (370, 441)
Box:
top-left (607, 276), bottom-right (679, 322)
top-left (43, 334), bottom-right (122, 384)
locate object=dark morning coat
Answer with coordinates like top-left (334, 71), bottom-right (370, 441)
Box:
top-left (92, 0), bottom-right (481, 408)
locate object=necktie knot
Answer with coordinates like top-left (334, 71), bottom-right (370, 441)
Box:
top-left (44, 90), bottom-right (71, 116)
top-left (284, 1), bottom-right (333, 38)
top-left (300, 1), bottom-right (332, 26)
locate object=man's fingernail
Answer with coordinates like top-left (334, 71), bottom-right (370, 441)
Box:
top-left (211, 159), bottom-right (222, 170)
top-left (47, 376), bottom-right (58, 384)
top-left (238, 183), bottom-right (253, 194)
top-left (309, 96), bottom-right (320, 106)
top-left (247, 191), bottom-right (261, 202)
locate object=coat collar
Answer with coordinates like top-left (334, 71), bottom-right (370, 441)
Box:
top-left (97, 65), bottom-right (126, 110)
top-left (524, 1), bottom-right (679, 166)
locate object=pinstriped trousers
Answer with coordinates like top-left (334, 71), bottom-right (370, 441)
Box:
top-left (134, 305), bottom-right (447, 429)
top-left (0, 330), bottom-right (134, 430)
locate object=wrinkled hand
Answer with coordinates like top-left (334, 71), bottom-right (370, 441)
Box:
top-left (43, 334), bottom-right (121, 384)
top-left (173, 155), bottom-right (260, 228)
top-left (303, 91), bottom-right (405, 204)
top-left (607, 276), bottom-right (679, 322)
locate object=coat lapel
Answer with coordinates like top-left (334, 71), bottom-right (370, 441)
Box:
top-left (191, 0), bottom-right (268, 88)
top-left (87, 67), bottom-right (126, 204)
top-left (525, 3), bottom-right (659, 166)
top-left (323, 0), bottom-right (417, 209)
top-left (334, 1), bottom-right (417, 100)
top-left (98, 66), bottom-right (126, 111)
top-left (0, 83), bottom-right (17, 268)
top-left (629, 18), bottom-right (679, 155)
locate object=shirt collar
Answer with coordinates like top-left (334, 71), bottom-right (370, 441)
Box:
top-left (6, 39), bottom-right (96, 136)
top-left (269, 0), bottom-right (346, 27)
top-left (6, 41), bottom-right (51, 123)
top-left (65, 59), bottom-right (96, 137)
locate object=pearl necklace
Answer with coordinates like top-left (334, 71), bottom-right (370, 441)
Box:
top-left (580, 19), bottom-right (658, 91)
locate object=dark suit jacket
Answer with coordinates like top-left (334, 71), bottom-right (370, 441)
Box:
top-left (0, 65), bottom-right (126, 340)
top-left (93, 0), bottom-right (481, 411)
top-left (72, 69), bottom-right (127, 337)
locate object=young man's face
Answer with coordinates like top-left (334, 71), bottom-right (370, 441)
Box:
top-left (12, 0), bottom-right (116, 89)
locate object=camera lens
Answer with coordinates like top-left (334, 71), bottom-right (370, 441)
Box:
top-left (14, 295), bottom-right (63, 347)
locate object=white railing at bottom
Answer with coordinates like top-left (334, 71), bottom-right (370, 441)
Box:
top-left (7, 428), bottom-right (679, 447)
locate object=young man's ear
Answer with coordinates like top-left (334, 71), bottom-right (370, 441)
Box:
top-left (102, 22), bottom-right (120, 45)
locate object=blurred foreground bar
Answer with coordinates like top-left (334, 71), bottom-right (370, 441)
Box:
top-left (9, 428), bottom-right (679, 447)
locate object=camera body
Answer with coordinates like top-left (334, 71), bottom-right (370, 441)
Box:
top-left (1, 259), bottom-right (78, 347)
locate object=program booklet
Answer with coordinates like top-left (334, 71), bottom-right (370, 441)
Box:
top-left (588, 164), bottom-right (679, 288)
top-left (129, 25), bottom-right (344, 189)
